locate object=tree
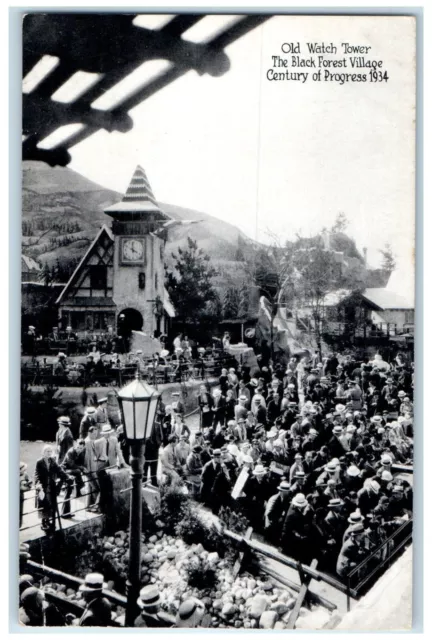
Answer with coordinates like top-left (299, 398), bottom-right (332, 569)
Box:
top-left (379, 243), bottom-right (396, 273)
top-left (165, 237), bottom-right (220, 326)
top-left (331, 212), bottom-right (349, 233)
top-left (223, 287), bottom-right (239, 319)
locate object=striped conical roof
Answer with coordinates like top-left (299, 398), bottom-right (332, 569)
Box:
top-left (122, 165), bottom-right (158, 206)
top-left (104, 165), bottom-right (171, 220)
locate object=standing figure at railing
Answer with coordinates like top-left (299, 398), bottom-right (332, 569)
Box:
top-left (336, 523), bottom-right (368, 580)
top-left (34, 444), bottom-right (73, 534)
top-left (55, 416), bottom-right (74, 466)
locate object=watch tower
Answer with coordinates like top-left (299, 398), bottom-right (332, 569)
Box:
top-left (104, 165), bottom-right (172, 335)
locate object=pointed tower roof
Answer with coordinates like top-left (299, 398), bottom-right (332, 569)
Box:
top-left (104, 165), bottom-right (171, 220)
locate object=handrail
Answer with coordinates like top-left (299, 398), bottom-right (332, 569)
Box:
top-left (347, 518), bottom-right (412, 580)
top-left (222, 528), bottom-right (347, 593)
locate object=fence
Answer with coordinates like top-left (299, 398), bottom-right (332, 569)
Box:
top-left (21, 354), bottom-right (235, 389)
top-left (345, 518), bottom-right (413, 610)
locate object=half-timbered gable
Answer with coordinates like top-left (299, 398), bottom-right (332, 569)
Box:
top-left (56, 225), bottom-right (117, 331)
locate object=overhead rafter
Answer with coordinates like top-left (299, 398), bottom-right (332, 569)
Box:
top-left (23, 13), bottom-right (270, 167)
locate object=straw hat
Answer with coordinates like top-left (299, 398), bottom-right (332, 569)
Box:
top-left (137, 585), bottom-right (161, 609)
top-left (57, 416), bottom-right (71, 425)
top-left (253, 464), bottom-right (267, 476)
top-left (79, 573), bottom-right (107, 593)
top-left (348, 510), bottom-right (364, 525)
top-left (335, 404), bottom-right (346, 413)
top-left (278, 481), bottom-right (291, 492)
top-left (291, 493), bottom-right (308, 508)
top-left (100, 424), bottom-right (113, 435)
top-left (347, 465), bottom-right (361, 477)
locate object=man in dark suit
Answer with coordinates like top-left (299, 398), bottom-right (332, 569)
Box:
top-left (34, 444), bottom-right (72, 533)
top-left (78, 573), bottom-right (112, 627)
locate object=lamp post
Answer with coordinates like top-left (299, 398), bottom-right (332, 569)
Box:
top-left (117, 372), bottom-right (160, 627)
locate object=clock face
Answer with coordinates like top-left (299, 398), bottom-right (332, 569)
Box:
top-left (122, 239), bottom-right (144, 263)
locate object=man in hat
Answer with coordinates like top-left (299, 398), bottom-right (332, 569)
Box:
top-left (95, 397), bottom-right (109, 426)
top-left (134, 585), bottom-right (172, 627)
top-left (186, 445), bottom-right (204, 498)
top-left (55, 416), bottom-right (74, 465)
top-left (264, 480), bottom-right (292, 544)
top-left (200, 448), bottom-right (232, 514)
top-left (281, 493), bottom-right (316, 562)
top-left (244, 464), bottom-right (273, 531)
top-left (316, 459), bottom-right (339, 487)
top-left (322, 498), bottom-right (346, 563)
top-left (328, 425), bottom-right (347, 459)
top-left (357, 479), bottom-right (381, 515)
top-left (79, 406), bottom-right (98, 439)
top-left (336, 524), bottom-right (368, 579)
top-left (94, 424), bottom-right (127, 514)
top-left (78, 573), bottom-right (112, 626)
top-left (342, 509), bottom-right (365, 543)
top-left (94, 424), bottom-right (127, 471)
top-left (175, 598), bottom-right (206, 628)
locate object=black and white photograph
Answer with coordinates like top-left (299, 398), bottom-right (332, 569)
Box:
top-left (18, 11), bottom-right (416, 630)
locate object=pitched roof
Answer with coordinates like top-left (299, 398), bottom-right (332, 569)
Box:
top-left (56, 225), bottom-right (114, 304)
top-left (104, 165), bottom-right (171, 219)
top-left (362, 288), bottom-right (414, 310)
top-left (21, 254), bottom-right (42, 271)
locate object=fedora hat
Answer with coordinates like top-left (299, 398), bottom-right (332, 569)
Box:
top-left (253, 464), bottom-right (267, 476)
top-left (328, 497), bottom-right (344, 507)
top-left (137, 585), bottom-right (161, 609)
top-left (348, 510), bottom-right (364, 524)
top-left (291, 493), bottom-right (308, 508)
top-left (335, 404), bottom-right (345, 413)
top-left (325, 461), bottom-right (338, 472)
top-left (57, 416), bottom-right (71, 425)
top-left (79, 573), bottom-right (107, 593)
top-left (85, 406), bottom-right (97, 414)
top-left (350, 523), bottom-right (365, 535)
top-left (332, 426), bottom-right (343, 435)
top-left (371, 416), bottom-right (382, 423)
top-left (347, 465), bottom-right (361, 477)
top-left (100, 424), bottom-right (113, 435)
top-left (278, 481), bottom-right (291, 492)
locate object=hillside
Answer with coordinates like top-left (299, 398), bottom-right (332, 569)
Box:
top-left (21, 161), bottom-right (249, 276)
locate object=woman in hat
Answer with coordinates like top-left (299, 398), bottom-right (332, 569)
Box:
top-left (55, 416), bottom-right (74, 465)
top-left (197, 384), bottom-right (213, 430)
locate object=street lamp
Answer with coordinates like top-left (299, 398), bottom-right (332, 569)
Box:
top-left (117, 372), bottom-right (160, 627)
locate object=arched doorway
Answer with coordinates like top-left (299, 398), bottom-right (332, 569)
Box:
top-left (117, 308), bottom-right (143, 336)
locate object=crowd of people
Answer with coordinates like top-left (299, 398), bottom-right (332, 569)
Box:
top-left (20, 346), bottom-right (414, 627)
top-left (156, 350), bottom-right (413, 578)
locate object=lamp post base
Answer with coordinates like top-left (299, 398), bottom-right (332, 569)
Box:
top-left (125, 441), bottom-right (145, 627)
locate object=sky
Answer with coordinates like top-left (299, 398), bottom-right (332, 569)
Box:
top-left (61, 14), bottom-right (415, 301)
